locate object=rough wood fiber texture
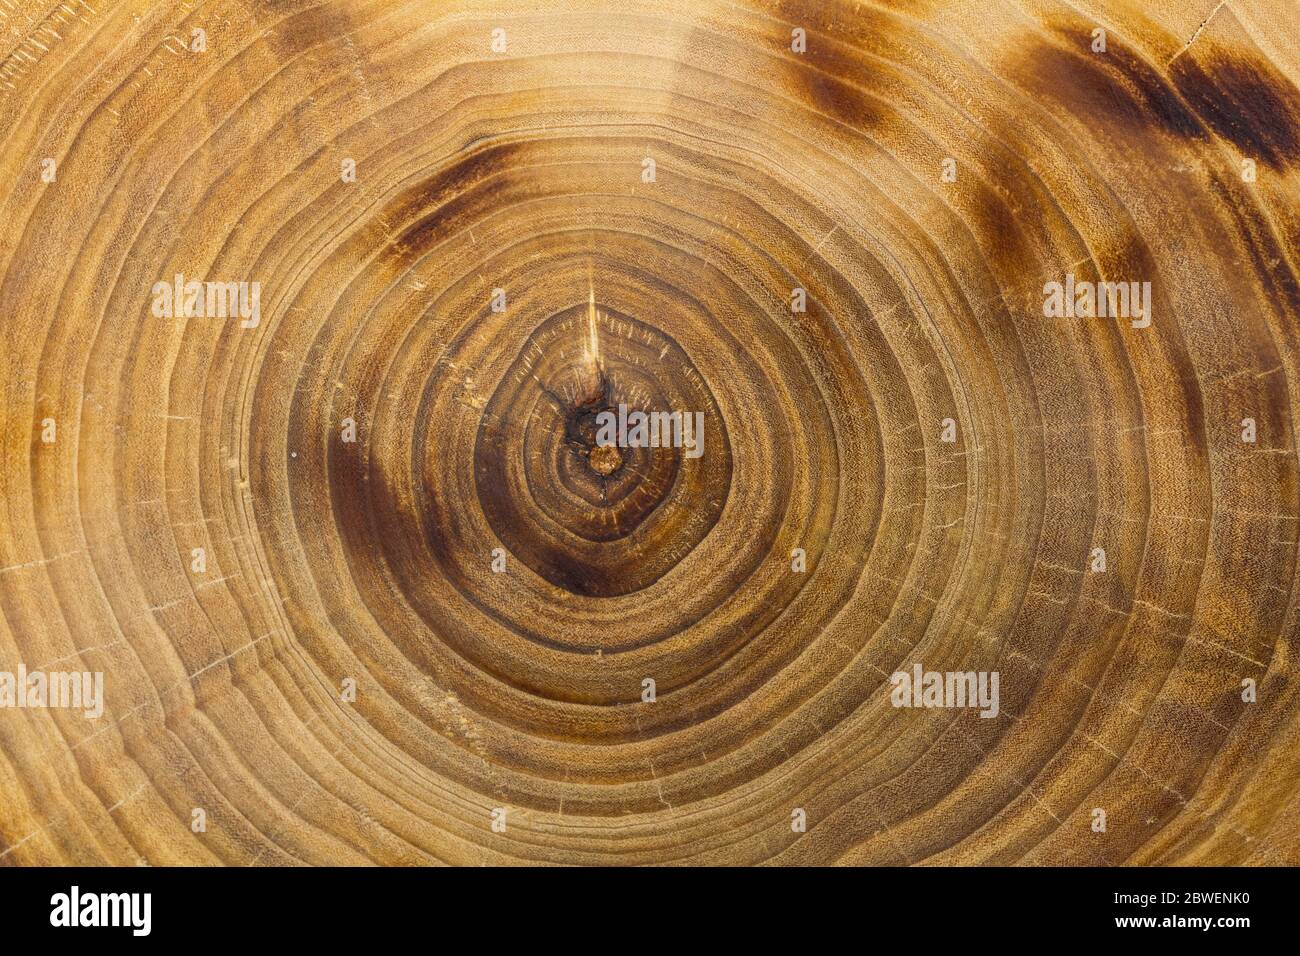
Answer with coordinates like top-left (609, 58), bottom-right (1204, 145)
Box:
top-left (0, 0), bottom-right (1298, 866)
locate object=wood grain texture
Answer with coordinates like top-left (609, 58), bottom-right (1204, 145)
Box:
top-left (1, 0), bottom-right (1298, 866)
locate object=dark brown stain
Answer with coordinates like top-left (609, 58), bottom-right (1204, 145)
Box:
top-left (1017, 30), bottom-right (1203, 143)
top-left (787, 50), bottom-right (885, 131)
top-left (1170, 52), bottom-right (1300, 170)
top-left (1206, 167), bottom-right (1300, 320)
top-left (963, 155), bottom-right (1045, 280)
top-left (1015, 22), bottom-right (1300, 169)
top-left (262, 2), bottom-right (362, 60)
top-left (390, 141), bottom-right (525, 253)
top-left (764, 1), bottom-right (900, 132)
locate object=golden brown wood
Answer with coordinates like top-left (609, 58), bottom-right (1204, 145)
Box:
top-left (0, 0), bottom-right (1298, 866)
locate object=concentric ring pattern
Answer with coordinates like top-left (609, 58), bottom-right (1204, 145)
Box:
top-left (1, 0), bottom-right (1298, 866)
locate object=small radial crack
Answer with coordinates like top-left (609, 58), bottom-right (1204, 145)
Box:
top-left (1168, 0), bottom-right (1230, 66)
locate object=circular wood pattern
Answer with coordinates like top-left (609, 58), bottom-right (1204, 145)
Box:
top-left (1, 0), bottom-right (1298, 866)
